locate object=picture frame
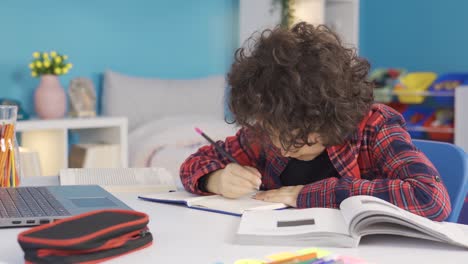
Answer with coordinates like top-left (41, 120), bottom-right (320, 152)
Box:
top-left (68, 77), bottom-right (96, 118)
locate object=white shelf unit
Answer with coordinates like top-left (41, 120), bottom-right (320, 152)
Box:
top-left (239, 0), bottom-right (359, 49)
top-left (16, 117), bottom-right (128, 176)
top-left (455, 86), bottom-right (468, 153)
top-left (376, 90), bottom-right (456, 134)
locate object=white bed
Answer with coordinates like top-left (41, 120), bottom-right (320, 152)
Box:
top-left (102, 70), bottom-right (238, 188)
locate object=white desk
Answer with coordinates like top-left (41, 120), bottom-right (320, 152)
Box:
top-left (1, 177), bottom-right (467, 264)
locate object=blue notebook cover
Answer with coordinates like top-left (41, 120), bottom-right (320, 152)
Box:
top-left (138, 191), bottom-right (288, 217)
top-left (137, 196), bottom-right (243, 217)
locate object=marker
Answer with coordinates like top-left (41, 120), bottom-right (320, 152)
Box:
top-left (266, 252), bottom-right (318, 264)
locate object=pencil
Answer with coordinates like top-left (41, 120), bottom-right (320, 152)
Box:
top-left (194, 127), bottom-right (239, 164)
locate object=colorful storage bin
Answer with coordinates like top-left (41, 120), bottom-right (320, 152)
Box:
top-left (427, 73), bottom-right (468, 105)
top-left (401, 106), bottom-right (434, 139)
top-left (423, 109), bottom-right (454, 142)
top-left (370, 68), bottom-right (406, 103)
top-left (394, 72), bottom-right (437, 104)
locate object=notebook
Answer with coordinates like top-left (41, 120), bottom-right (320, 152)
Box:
top-left (60, 167), bottom-right (177, 193)
top-left (0, 185), bottom-right (131, 228)
top-left (138, 191), bottom-right (288, 216)
top-left (235, 195), bottom-right (468, 248)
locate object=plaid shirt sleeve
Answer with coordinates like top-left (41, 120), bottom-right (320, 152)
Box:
top-left (179, 128), bottom-right (260, 195)
top-left (297, 110), bottom-right (452, 221)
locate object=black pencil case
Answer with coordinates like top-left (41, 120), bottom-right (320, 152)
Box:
top-left (17, 209), bottom-right (153, 264)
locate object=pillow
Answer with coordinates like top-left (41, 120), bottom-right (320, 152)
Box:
top-left (102, 70), bottom-right (226, 131)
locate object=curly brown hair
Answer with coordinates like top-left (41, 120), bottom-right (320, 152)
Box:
top-left (227, 22), bottom-right (374, 149)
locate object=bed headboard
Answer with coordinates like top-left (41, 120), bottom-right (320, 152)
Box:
top-left (102, 70), bottom-right (226, 131)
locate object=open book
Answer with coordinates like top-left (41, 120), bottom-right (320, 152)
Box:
top-left (138, 191), bottom-right (288, 216)
top-left (60, 167), bottom-right (177, 193)
top-left (236, 195), bottom-right (468, 248)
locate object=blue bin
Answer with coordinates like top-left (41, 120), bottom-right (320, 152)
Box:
top-left (427, 73), bottom-right (468, 106)
top-left (402, 106), bottom-right (434, 139)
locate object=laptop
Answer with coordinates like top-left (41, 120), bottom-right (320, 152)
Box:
top-left (0, 185), bottom-right (132, 228)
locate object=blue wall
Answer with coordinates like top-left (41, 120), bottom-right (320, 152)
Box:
top-left (0, 0), bottom-right (239, 116)
top-left (9, 0), bottom-right (466, 117)
top-left (360, 0), bottom-right (468, 74)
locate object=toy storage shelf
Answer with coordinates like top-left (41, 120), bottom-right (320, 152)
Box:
top-left (381, 91), bottom-right (455, 97)
top-left (375, 86), bottom-right (468, 153)
top-left (455, 86), bottom-right (468, 153)
top-left (406, 126), bottom-right (454, 134)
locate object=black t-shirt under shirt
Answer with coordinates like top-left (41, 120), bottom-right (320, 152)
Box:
top-left (198, 150), bottom-right (339, 192)
top-left (280, 150), bottom-right (340, 186)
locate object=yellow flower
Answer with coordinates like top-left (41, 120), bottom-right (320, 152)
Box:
top-left (62, 68), bottom-right (69, 74)
top-left (29, 63), bottom-right (35, 69)
top-left (35, 61), bottom-right (42, 68)
top-left (31, 71), bottom-right (37, 77)
top-left (42, 53), bottom-right (49, 59)
top-left (63, 55), bottom-right (68, 60)
top-left (44, 60), bottom-right (51, 68)
top-left (67, 63), bottom-right (73, 69)
top-left (33, 52), bottom-right (40, 58)
top-left (54, 68), bottom-right (62, 75)
top-left (54, 57), bottom-right (62, 64)
top-left (50, 51), bottom-right (57, 57)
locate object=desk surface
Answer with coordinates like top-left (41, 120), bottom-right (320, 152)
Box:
top-left (1, 177), bottom-right (467, 264)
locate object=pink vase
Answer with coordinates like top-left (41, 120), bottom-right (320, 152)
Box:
top-left (34, 75), bottom-right (67, 119)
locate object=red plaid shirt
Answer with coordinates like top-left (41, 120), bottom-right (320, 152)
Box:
top-left (180, 104), bottom-right (451, 221)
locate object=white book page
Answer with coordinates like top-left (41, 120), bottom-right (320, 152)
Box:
top-left (340, 195), bottom-right (465, 245)
top-left (60, 167), bottom-right (176, 187)
top-left (190, 195), bottom-right (287, 215)
top-left (438, 222), bottom-right (468, 247)
top-left (238, 207), bottom-right (350, 237)
top-left (352, 215), bottom-right (443, 242)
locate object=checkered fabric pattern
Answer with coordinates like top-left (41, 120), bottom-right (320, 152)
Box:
top-left (180, 104), bottom-right (451, 221)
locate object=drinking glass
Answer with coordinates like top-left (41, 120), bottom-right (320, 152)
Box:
top-left (0, 105), bottom-right (21, 187)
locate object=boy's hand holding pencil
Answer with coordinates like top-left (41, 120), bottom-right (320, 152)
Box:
top-left (195, 127), bottom-right (261, 198)
top-left (205, 163), bottom-right (262, 199)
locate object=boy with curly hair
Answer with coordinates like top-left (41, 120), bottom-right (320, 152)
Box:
top-left (180, 22), bottom-right (451, 221)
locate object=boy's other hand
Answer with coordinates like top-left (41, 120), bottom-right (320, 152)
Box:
top-left (253, 186), bottom-right (304, 207)
top-left (206, 163), bottom-right (262, 199)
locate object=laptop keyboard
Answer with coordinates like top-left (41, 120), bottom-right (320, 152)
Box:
top-left (0, 187), bottom-right (70, 218)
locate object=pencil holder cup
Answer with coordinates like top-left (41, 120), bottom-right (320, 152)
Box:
top-left (0, 105), bottom-right (21, 187)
